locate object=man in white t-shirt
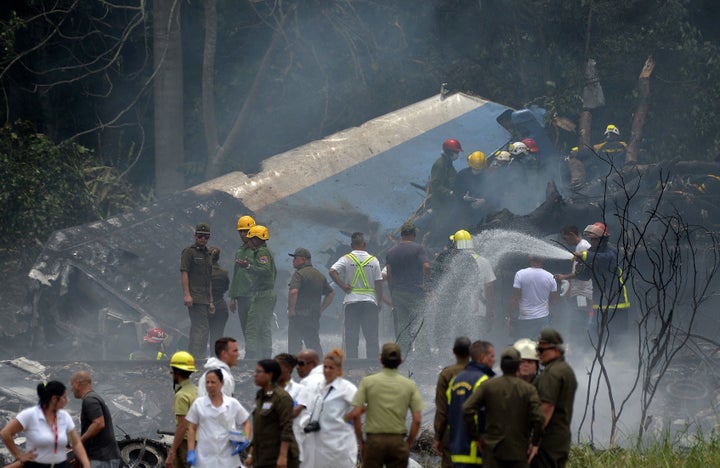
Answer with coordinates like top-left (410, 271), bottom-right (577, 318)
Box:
top-left (553, 225), bottom-right (594, 341)
top-left (329, 232), bottom-right (383, 359)
top-left (509, 255), bottom-right (558, 340)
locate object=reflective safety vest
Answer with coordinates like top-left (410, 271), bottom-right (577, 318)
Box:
top-left (345, 253), bottom-right (376, 295)
top-left (446, 367), bottom-right (490, 465)
top-left (593, 266), bottom-right (630, 311)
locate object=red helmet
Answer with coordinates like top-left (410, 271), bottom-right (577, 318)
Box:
top-left (144, 327), bottom-right (168, 344)
top-left (521, 138), bottom-right (539, 153)
top-left (442, 139), bottom-right (463, 153)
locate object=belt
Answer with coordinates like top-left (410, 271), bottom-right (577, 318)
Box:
top-left (24, 461), bottom-right (70, 468)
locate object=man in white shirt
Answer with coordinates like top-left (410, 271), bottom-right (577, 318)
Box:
top-left (198, 337), bottom-right (239, 397)
top-left (297, 349), bottom-right (324, 388)
top-left (553, 225), bottom-right (594, 342)
top-left (329, 232), bottom-right (383, 360)
top-left (509, 255), bottom-right (559, 340)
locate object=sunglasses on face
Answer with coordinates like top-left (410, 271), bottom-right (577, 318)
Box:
top-left (536, 346), bottom-right (556, 354)
top-left (297, 361), bottom-right (307, 366)
top-left (196, 233), bottom-right (210, 239)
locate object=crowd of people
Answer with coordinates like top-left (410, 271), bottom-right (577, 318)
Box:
top-left (428, 126), bottom-right (628, 232)
top-left (0, 174), bottom-right (633, 468)
top-left (0, 329), bottom-right (577, 468)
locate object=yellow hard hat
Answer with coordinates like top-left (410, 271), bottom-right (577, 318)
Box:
top-left (237, 215), bottom-right (256, 231)
top-left (247, 225), bottom-right (270, 241)
top-left (467, 151), bottom-right (487, 170)
top-left (449, 229), bottom-right (472, 242)
top-left (170, 351), bottom-right (197, 372)
top-left (604, 124), bottom-right (620, 136)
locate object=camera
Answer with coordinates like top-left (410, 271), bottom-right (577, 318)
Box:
top-left (303, 421), bottom-right (321, 433)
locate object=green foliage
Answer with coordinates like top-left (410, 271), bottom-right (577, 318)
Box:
top-left (0, 120), bottom-right (140, 249)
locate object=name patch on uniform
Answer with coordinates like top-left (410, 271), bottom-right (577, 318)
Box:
top-left (262, 402), bottom-right (273, 410)
top-left (259, 256), bottom-right (269, 264)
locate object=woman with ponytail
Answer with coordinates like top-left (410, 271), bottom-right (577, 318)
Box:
top-left (0, 381), bottom-right (90, 468)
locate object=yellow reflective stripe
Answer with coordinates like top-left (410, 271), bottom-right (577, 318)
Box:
top-left (346, 253), bottom-right (376, 294)
top-left (593, 267), bottom-right (630, 310)
top-left (446, 375), bottom-right (455, 404)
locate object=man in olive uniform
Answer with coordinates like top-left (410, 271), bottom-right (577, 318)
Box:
top-left (229, 215), bottom-right (256, 349)
top-left (433, 337), bottom-right (472, 468)
top-left (180, 223), bottom-right (214, 361)
top-left (236, 225), bottom-right (276, 359)
top-left (463, 347), bottom-right (545, 468)
top-left (287, 247), bottom-right (335, 355)
top-left (347, 343), bottom-right (424, 468)
top-left (532, 328), bottom-right (577, 468)
top-left (166, 351), bottom-right (198, 468)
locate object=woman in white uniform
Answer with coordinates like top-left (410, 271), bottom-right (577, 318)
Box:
top-left (186, 369), bottom-right (251, 467)
top-left (302, 348), bottom-right (360, 468)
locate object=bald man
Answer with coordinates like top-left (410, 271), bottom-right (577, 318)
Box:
top-left (70, 372), bottom-right (122, 468)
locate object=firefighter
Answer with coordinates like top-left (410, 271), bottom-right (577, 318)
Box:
top-left (229, 215), bottom-right (256, 350)
top-left (455, 151), bottom-right (488, 227)
top-left (129, 327), bottom-right (169, 360)
top-left (429, 139), bottom-right (463, 243)
top-left (590, 124), bottom-right (628, 174)
top-left (236, 225), bottom-right (277, 359)
top-left (513, 338), bottom-right (539, 383)
top-left (574, 222), bottom-right (630, 340)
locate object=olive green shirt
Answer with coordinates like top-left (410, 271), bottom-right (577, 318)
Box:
top-left (252, 385), bottom-right (298, 466)
top-left (534, 356), bottom-right (577, 454)
top-left (229, 242), bottom-right (254, 298)
top-left (288, 263), bottom-right (333, 316)
top-left (180, 244), bottom-right (213, 304)
top-left (462, 374), bottom-right (545, 461)
top-left (352, 368), bottom-right (424, 434)
top-left (173, 379), bottom-right (198, 439)
top-left (248, 244), bottom-right (276, 293)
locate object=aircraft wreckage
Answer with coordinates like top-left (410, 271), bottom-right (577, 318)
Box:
top-left (3, 91), bottom-right (720, 463)
top-left (4, 89), bottom-right (720, 360)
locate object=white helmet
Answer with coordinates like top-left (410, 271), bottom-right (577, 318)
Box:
top-left (494, 150), bottom-right (512, 162)
top-left (509, 142), bottom-right (529, 156)
top-left (513, 338), bottom-right (539, 361)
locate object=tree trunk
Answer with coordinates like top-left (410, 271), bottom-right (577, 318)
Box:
top-left (204, 5), bottom-right (292, 180)
top-left (201, 0), bottom-right (219, 161)
top-left (625, 56), bottom-right (655, 165)
top-left (153, 0), bottom-right (185, 197)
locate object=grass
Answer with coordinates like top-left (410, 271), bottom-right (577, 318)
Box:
top-left (415, 432), bottom-right (720, 467)
top-left (567, 432), bottom-right (720, 467)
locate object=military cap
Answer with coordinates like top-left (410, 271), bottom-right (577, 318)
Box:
top-left (195, 223), bottom-right (211, 234)
top-left (289, 247), bottom-right (312, 259)
top-left (538, 328), bottom-right (564, 345)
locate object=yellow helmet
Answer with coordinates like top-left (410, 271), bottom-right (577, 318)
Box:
top-left (449, 229), bottom-right (472, 242)
top-left (604, 124), bottom-right (620, 136)
top-left (449, 229), bottom-right (473, 250)
top-left (170, 351), bottom-right (197, 372)
top-left (513, 338), bottom-right (539, 361)
top-left (467, 151), bottom-right (487, 170)
top-left (247, 225), bottom-right (269, 241)
top-left (237, 215), bottom-right (256, 231)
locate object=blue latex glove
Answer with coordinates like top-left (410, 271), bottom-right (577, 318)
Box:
top-left (186, 449), bottom-right (197, 466)
top-left (231, 439), bottom-right (250, 455)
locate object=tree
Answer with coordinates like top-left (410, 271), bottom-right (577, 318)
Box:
top-left (576, 162), bottom-right (720, 447)
top-left (152, 0), bottom-right (185, 196)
